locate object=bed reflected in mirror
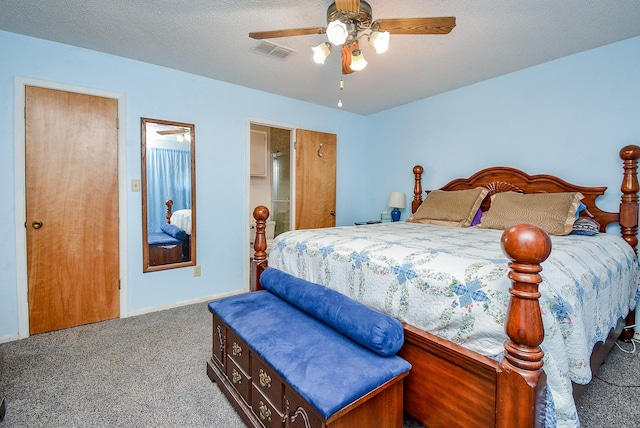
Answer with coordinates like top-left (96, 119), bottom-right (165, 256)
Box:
top-left (141, 118), bottom-right (196, 272)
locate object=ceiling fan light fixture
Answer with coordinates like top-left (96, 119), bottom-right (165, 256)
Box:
top-left (350, 49), bottom-right (368, 71)
top-left (369, 30), bottom-right (390, 54)
top-left (312, 42), bottom-right (332, 64)
top-left (326, 19), bottom-right (349, 46)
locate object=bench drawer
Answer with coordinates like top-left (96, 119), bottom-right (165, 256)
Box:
top-left (226, 328), bottom-right (250, 373)
top-left (252, 356), bottom-right (284, 409)
top-left (227, 357), bottom-right (251, 402)
top-left (251, 385), bottom-right (284, 428)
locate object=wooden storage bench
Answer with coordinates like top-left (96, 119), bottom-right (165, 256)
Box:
top-left (206, 268), bottom-right (411, 428)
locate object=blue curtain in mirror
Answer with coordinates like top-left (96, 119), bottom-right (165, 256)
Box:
top-left (147, 147), bottom-right (191, 233)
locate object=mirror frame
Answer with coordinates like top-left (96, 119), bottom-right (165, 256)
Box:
top-left (141, 117), bottom-right (196, 272)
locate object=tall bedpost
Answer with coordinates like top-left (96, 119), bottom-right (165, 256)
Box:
top-left (619, 144), bottom-right (640, 342)
top-left (251, 205), bottom-right (270, 292)
top-left (496, 224), bottom-right (551, 428)
top-left (619, 145), bottom-right (640, 252)
top-left (165, 199), bottom-right (173, 223)
top-left (412, 165), bottom-right (424, 214)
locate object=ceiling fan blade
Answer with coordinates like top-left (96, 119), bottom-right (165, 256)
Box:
top-left (335, 0), bottom-right (360, 13)
top-left (157, 129), bottom-right (188, 135)
top-left (249, 27), bottom-right (326, 39)
top-left (375, 17), bottom-right (456, 35)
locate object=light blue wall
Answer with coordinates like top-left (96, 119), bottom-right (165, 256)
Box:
top-left (0, 31), bottom-right (369, 339)
top-left (2, 29), bottom-right (639, 340)
top-left (364, 36), bottom-right (640, 220)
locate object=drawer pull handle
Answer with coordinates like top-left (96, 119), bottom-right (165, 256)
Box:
top-left (259, 369), bottom-right (272, 388)
top-left (232, 342), bottom-right (242, 357)
top-left (231, 369), bottom-right (242, 385)
top-left (285, 399), bottom-right (311, 427)
top-left (216, 325), bottom-right (225, 352)
top-left (259, 402), bottom-right (272, 421)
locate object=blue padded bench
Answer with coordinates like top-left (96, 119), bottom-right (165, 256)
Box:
top-left (147, 224), bottom-right (187, 266)
top-left (206, 268), bottom-right (411, 428)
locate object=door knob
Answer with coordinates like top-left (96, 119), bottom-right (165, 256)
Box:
top-left (330, 211), bottom-right (336, 216)
top-left (31, 221), bottom-right (43, 229)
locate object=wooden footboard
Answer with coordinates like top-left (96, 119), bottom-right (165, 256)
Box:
top-left (251, 210), bottom-right (549, 427)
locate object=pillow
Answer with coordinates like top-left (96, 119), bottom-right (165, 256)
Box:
top-left (478, 192), bottom-right (584, 236)
top-left (571, 217), bottom-right (600, 236)
top-left (406, 187), bottom-right (489, 227)
top-left (259, 268), bottom-right (405, 357)
top-left (160, 223), bottom-right (188, 241)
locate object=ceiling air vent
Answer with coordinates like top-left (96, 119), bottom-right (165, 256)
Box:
top-left (252, 40), bottom-right (296, 61)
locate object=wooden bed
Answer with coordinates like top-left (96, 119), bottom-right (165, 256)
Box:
top-left (164, 199), bottom-right (191, 260)
top-left (250, 144), bottom-right (640, 428)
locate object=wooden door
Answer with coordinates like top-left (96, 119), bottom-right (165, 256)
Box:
top-left (295, 129), bottom-right (337, 230)
top-left (25, 86), bottom-right (119, 334)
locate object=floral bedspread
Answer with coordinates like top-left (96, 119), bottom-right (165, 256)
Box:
top-left (268, 222), bottom-right (640, 428)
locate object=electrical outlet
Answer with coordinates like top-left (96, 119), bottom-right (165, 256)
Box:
top-left (635, 330), bottom-right (640, 341)
top-left (131, 179), bottom-right (141, 192)
top-left (193, 265), bottom-right (201, 277)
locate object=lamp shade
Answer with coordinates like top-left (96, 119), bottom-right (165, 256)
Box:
top-left (326, 20), bottom-right (348, 46)
top-left (312, 42), bottom-right (332, 64)
top-left (387, 192), bottom-right (406, 209)
top-left (369, 30), bottom-right (390, 54)
top-left (350, 49), bottom-right (368, 71)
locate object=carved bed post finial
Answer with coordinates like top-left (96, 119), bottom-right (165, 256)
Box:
top-left (251, 205), bottom-right (270, 291)
top-left (412, 165), bottom-right (424, 214)
top-left (497, 224), bottom-right (551, 428)
top-left (165, 199), bottom-right (174, 223)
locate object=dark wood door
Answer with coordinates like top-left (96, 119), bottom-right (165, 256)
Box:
top-left (25, 86), bottom-right (119, 334)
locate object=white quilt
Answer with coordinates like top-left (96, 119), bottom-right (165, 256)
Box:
top-left (269, 222), bottom-right (640, 428)
top-left (170, 209), bottom-right (191, 235)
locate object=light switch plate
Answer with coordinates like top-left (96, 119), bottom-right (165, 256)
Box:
top-left (194, 265), bottom-right (201, 277)
top-left (131, 179), bottom-right (141, 192)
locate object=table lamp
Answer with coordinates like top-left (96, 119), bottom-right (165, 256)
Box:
top-left (387, 192), bottom-right (406, 222)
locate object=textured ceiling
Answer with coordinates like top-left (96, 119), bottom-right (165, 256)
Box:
top-left (2, 0), bottom-right (640, 115)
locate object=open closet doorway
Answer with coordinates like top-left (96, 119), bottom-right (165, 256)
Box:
top-left (249, 122), bottom-right (293, 259)
top-left (247, 120), bottom-right (337, 275)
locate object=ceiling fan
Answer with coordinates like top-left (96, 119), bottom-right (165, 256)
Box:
top-left (249, 0), bottom-right (455, 74)
top-left (156, 128), bottom-right (189, 136)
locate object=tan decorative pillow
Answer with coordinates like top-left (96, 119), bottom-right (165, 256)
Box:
top-left (478, 192), bottom-right (584, 236)
top-left (406, 187), bottom-right (489, 227)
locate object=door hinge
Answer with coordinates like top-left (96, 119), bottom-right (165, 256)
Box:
top-left (116, 118), bottom-right (119, 129)
top-left (118, 279), bottom-right (121, 290)
top-left (293, 141), bottom-right (297, 149)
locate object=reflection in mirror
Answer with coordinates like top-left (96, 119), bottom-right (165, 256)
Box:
top-left (141, 118), bottom-right (196, 272)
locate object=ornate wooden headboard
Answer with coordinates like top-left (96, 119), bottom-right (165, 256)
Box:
top-left (412, 145), bottom-right (640, 250)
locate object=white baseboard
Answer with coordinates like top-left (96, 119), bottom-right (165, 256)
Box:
top-left (0, 333), bottom-right (20, 344)
top-left (126, 289), bottom-right (247, 318)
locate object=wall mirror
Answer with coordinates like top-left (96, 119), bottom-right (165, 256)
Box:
top-left (141, 118), bottom-right (196, 272)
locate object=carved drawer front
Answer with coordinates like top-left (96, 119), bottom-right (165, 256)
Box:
top-left (212, 316), bottom-right (225, 367)
top-left (251, 385), bottom-right (284, 428)
top-left (227, 357), bottom-right (251, 402)
top-left (251, 356), bottom-right (284, 409)
top-left (284, 387), bottom-right (323, 428)
top-left (226, 329), bottom-right (250, 373)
